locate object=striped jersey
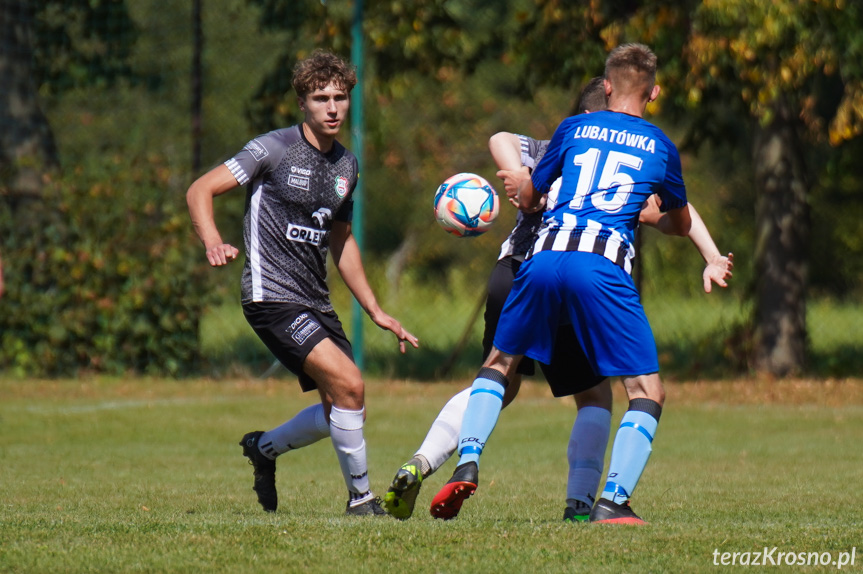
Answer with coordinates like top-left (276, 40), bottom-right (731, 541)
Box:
top-left (529, 110), bottom-right (688, 274)
top-left (496, 135), bottom-right (547, 261)
top-left (225, 125), bottom-right (357, 310)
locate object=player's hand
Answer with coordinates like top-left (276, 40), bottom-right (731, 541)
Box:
top-left (523, 194), bottom-right (547, 213)
top-left (205, 243), bottom-right (239, 267)
top-left (369, 310), bottom-right (419, 354)
top-left (496, 166), bottom-right (531, 208)
top-left (638, 195), bottom-right (662, 226)
top-left (703, 252), bottom-right (734, 293)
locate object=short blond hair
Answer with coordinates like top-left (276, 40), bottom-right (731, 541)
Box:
top-left (604, 43), bottom-right (657, 100)
top-left (292, 50), bottom-right (357, 98)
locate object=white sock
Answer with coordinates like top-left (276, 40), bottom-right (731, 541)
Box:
top-left (258, 404), bottom-right (330, 460)
top-left (415, 388), bottom-right (470, 476)
top-left (329, 406), bottom-right (373, 506)
top-left (566, 406), bottom-right (611, 507)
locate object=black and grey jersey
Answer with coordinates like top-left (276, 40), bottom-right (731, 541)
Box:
top-left (496, 135), bottom-right (550, 261)
top-left (225, 125), bottom-right (358, 310)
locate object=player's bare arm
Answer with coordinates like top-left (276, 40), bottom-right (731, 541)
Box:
top-left (515, 175), bottom-right (543, 213)
top-left (488, 132), bottom-right (521, 170)
top-left (639, 195), bottom-right (690, 236)
top-left (640, 196), bottom-right (733, 292)
top-left (489, 132), bottom-right (546, 212)
top-left (186, 164), bottom-right (241, 266)
top-left (329, 221), bottom-right (419, 353)
top-left (686, 205), bottom-right (733, 292)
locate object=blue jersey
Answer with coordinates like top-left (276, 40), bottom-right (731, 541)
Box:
top-left (530, 110), bottom-right (687, 274)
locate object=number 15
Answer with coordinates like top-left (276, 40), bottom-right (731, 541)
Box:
top-left (568, 148), bottom-right (643, 213)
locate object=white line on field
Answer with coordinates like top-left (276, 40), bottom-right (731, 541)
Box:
top-left (18, 396), bottom-right (237, 415)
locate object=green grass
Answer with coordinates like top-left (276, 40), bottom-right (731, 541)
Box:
top-left (2, 378), bottom-right (862, 573)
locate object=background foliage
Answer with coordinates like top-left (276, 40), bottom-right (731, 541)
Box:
top-left (0, 156), bottom-right (210, 376)
top-left (0, 0), bottom-right (861, 378)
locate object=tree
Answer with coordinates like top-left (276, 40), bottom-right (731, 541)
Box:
top-left (0, 0), bottom-right (135, 213)
top-left (0, 1), bottom-right (58, 212)
top-left (511, 0), bottom-right (863, 376)
top-left (683, 0), bottom-right (863, 375)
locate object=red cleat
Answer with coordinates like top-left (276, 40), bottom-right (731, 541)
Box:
top-left (589, 499), bottom-right (648, 525)
top-left (430, 462), bottom-right (478, 520)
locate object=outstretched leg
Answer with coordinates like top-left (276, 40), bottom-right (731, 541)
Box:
top-left (430, 356), bottom-right (517, 520)
top-left (239, 403), bottom-right (331, 512)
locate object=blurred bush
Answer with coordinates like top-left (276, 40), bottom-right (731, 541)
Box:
top-left (0, 155), bottom-right (212, 376)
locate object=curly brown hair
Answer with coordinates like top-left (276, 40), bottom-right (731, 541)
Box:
top-left (291, 50), bottom-right (357, 98)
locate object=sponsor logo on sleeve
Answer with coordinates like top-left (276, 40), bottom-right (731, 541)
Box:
top-left (244, 139), bottom-right (269, 161)
top-left (335, 176), bottom-right (349, 198)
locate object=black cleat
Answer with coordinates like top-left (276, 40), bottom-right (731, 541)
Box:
top-left (239, 431), bottom-right (277, 512)
top-left (346, 497), bottom-right (389, 516)
top-left (563, 500), bottom-right (592, 523)
top-left (589, 498), bottom-right (646, 525)
top-left (430, 461), bottom-right (478, 520)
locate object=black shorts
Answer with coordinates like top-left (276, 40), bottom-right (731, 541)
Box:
top-left (243, 302), bottom-right (354, 392)
top-left (483, 256), bottom-right (606, 397)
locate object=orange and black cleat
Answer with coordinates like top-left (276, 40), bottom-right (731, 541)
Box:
top-left (430, 461), bottom-right (478, 520)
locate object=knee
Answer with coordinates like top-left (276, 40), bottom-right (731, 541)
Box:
top-left (329, 377), bottom-right (365, 410)
top-left (623, 374), bottom-right (665, 406)
top-left (575, 380), bottom-right (613, 410)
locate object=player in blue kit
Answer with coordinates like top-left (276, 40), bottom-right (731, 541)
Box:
top-left (186, 50), bottom-right (418, 517)
top-left (430, 43), bottom-right (696, 524)
top-left (384, 77), bottom-right (731, 523)
top-left (383, 79), bottom-right (613, 523)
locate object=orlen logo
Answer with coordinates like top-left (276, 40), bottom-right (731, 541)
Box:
top-left (290, 166), bottom-right (312, 176)
top-left (334, 176), bottom-right (349, 198)
top-left (286, 224), bottom-right (325, 245)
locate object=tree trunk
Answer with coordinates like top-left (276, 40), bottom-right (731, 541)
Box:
top-left (0, 1), bottom-right (58, 211)
top-left (752, 104), bottom-right (809, 376)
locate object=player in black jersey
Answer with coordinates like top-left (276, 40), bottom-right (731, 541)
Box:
top-left (187, 50), bottom-right (418, 516)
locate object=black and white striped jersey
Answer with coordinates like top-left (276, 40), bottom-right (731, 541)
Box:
top-left (496, 135), bottom-right (548, 261)
top-left (225, 125), bottom-right (357, 310)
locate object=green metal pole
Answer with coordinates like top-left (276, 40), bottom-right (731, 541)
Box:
top-left (350, 0), bottom-right (365, 371)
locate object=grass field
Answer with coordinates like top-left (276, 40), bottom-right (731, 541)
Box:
top-left (2, 377), bottom-right (862, 573)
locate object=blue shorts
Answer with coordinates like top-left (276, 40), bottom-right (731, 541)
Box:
top-left (484, 256), bottom-right (605, 396)
top-left (493, 250), bottom-right (659, 377)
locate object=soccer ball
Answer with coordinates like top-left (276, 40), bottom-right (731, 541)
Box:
top-left (433, 173), bottom-right (500, 237)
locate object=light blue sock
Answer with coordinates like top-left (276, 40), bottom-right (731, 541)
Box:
top-left (601, 399), bottom-right (661, 505)
top-left (456, 368), bottom-right (508, 468)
